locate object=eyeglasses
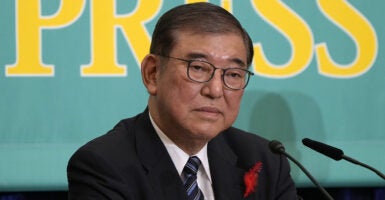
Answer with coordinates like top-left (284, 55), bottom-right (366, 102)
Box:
top-left (157, 55), bottom-right (254, 90)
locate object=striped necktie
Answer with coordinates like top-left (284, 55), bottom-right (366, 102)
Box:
top-left (183, 156), bottom-right (204, 200)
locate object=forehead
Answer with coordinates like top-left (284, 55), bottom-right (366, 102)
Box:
top-left (171, 31), bottom-right (248, 65)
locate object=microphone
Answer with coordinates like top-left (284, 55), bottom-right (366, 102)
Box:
top-left (302, 138), bottom-right (385, 180)
top-left (269, 140), bottom-right (334, 200)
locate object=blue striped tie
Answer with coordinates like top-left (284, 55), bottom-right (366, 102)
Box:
top-left (183, 156), bottom-right (204, 200)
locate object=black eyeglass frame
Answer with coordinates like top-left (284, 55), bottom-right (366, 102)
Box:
top-left (157, 55), bottom-right (254, 90)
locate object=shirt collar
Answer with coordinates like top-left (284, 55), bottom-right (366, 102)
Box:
top-left (149, 113), bottom-right (212, 183)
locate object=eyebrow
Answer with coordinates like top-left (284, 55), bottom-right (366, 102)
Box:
top-left (185, 52), bottom-right (247, 68)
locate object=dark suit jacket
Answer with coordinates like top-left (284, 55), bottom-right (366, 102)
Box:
top-left (67, 109), bottom-right (298, 200)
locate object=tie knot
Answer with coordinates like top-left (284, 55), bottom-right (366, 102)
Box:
top-left (183, 156), bottom-right (201, 175)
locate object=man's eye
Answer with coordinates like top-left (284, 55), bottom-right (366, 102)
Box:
top-left (230, 72), bottom-right (241, 77)
top-left (226, 71), bottom-right (243, 79)
top-left (190, 62), bottom-right (210, 72)
top-left (190, 65), bottom-right (204, 71)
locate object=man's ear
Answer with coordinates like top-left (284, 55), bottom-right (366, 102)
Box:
top-left (141, 54), bottom-right (159, 95)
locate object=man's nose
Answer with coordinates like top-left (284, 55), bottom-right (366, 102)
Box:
top-left (201, 70), bottom-right (224, 98)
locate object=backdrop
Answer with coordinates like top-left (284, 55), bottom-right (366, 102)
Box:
top-left (1, 0), bottom-right (384, 191)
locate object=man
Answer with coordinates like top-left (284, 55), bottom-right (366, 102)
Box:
top-left (67, 2), bottom-right (298, 200)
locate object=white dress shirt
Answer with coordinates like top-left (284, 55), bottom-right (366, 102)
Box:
top-left (149, 114), bottom-right (215, 200)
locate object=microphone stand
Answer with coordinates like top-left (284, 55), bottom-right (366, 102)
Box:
top-left (269, 140), bottom-right (334, 200)
top-left (302, 138), bottom-right (385, 181)
top-left (342, 155), bottom-right (385, 180)
top-left (280, 150), bottom-right (334, 200)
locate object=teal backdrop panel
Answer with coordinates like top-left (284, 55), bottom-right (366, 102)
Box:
top-left (1, 0), bottom-right (384, 191)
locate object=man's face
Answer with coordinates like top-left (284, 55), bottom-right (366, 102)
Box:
top-left (150, 31), bottom-right (249, 143)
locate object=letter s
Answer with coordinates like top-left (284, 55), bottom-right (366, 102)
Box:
top-left (315, 0), bottom-right (378, 78)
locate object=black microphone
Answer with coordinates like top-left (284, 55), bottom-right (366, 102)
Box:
top-left (269, 140), bottom-right (334, 200)
top-left (302, 138), bottom-right (385, 180)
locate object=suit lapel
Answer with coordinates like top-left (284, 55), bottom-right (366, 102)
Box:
top-left (208, 133), bottom-right (246, 200)
top-left (133, 110), bottom-right (252, 199)
top-left (134, 110), bottom-right (187, 200)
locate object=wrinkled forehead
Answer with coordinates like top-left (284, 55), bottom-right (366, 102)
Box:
top-left (172, 29), bottom-right (247, 51)
top-left (170, 28), bottom-right (251, 63)
top-left (174, 30), bottom-right (247, 56)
